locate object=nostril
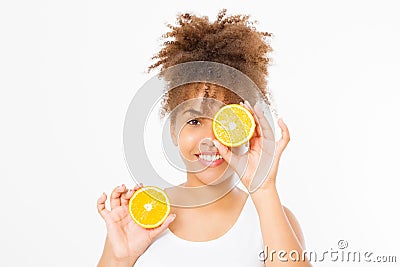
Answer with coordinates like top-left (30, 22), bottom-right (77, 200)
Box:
top-left (199, 138), bottom-right (218, 152)
top-left (200, 137), bottom-right (213, 145)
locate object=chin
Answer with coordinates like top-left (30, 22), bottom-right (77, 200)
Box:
top-left (196, 166), bottom-right (235, 185)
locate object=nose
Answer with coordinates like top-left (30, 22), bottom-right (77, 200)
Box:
top-left (198, 122), bottom-right (217, 152)
top-left (199, 138), bottom-right (217, 153)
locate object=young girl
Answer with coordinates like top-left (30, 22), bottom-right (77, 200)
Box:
top-left (97, 10), bottom-right (311, 267)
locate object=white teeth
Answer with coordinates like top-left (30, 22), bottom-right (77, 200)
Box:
top-left (199, 154), bottom-right (222, 161)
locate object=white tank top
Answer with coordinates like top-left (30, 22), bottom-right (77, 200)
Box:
top-left (134, 194), bottom-right (265, 267)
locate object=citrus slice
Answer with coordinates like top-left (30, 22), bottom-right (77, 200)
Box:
top-left (212, 104), bottom-right (256, 147)
top-left (128, 186), bottom-right (170, 229)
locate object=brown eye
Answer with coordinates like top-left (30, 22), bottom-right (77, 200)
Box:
top-left (187, 119), bottom-right (201, 125)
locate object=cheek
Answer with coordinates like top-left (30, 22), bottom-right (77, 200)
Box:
top-left (177, 128), bottom-right (199, 154)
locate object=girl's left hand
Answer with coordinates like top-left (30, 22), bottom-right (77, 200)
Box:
top-left (213, 101), bottom-right (290, 193)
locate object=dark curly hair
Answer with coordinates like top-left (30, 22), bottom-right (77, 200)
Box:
top-left (148, 9), bottom-right (274, 120)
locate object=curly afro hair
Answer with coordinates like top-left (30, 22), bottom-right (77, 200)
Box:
top-left (148, 9), bottom-right (274, 120)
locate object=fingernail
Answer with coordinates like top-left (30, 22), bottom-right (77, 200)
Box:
top-left (168, 214), bottom-right (176, 223)
top-left (214, 140), bottom-right (228, 152)
top-left (213, 140), bottom-right (219, 147)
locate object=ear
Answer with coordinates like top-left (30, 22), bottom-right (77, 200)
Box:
top-left (170, 121), bottom-right (178, 146)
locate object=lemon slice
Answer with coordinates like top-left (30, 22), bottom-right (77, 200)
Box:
top-left (128, 186), bottom-right (170, 229)
top-left (212, 104), bottom-right (256, 147)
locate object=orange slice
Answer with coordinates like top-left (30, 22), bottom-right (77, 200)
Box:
top-left (212, 104), bottom-right (256, 147)
top-left (128, 186), bottom-right (170, 229)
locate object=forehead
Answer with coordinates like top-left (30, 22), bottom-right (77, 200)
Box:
top-left (181, 84), bottom-right (234, 109)
top-left (186, 83), bottom-right (230, 100)
top-left (172, 97), bottom-right (222, 119)
top-left (174, 83), bottom-right (241, 106)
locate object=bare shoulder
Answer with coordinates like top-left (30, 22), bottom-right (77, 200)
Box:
top-left (283, 205), bottom-right (306, 249)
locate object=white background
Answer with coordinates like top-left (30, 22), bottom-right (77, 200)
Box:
top-left (1, 0), bottom-right (399, 266)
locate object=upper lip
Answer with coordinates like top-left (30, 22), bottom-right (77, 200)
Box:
top-left (195, 151), bottom-right (220, 156)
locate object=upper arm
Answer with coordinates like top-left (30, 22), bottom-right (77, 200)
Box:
top-left (283, 206), bottom-right (306, 249)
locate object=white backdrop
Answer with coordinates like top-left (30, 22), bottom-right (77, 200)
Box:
top-left (1, 0), bottom-right (399, 266)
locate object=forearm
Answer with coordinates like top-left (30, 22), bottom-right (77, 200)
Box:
top-left (251, 185), bottom-right (311, 267)
top-left (97, 237), bottom-right (139, 267)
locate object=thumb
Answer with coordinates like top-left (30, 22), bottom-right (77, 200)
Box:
top-left (213, 140), bottom-right (237, 166)
top-left (151, 213), bottom-right (176, 236)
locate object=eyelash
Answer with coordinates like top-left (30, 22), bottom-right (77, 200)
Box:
top-left (187, 119), bottom-right (201, 125)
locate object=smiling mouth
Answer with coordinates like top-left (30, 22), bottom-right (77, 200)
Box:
top-left (194, 152), bottom-right (225, 168)
top-left (195, 153), bottom-right (222, 161)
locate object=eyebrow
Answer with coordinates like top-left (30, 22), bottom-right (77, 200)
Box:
top-left (183, 109), bottom-right (203, 116)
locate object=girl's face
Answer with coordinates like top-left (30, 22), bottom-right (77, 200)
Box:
top-left (170, 92), bottom-right (239, 186)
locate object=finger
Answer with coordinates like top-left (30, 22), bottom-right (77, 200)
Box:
top-left (97, 192), bottom-right (110, 219)
top-left (242, 102), bottom-right (275, 157)
top-left (135, 183), bottom-right (144, 191)
top-left (254, 103), bottom-right (274, 139)
top-left (243, 100), bottom-right (255, 113)
top-left (110, 184), bottom-right (126, 210)
top-left (240, 102), bottom-right (255, 140)
top-left (150, 213), bottom-right (177, 238)
top-left (121, 188), bottom-right (134, 206)
top-left (242, 101), bottom-right (262, 138)
top-left (213, 139), bottom-right (239, 167)
top-left (276, 118), bottom-right (290, 153)
top-left (278, 118), bottom-right (290, 142)
top-left (249, 133), bottom-right (263, 152)
top-left (243, 100), bottom-right (258, 120)
top-left (121, 183), bottom-right (144, 206)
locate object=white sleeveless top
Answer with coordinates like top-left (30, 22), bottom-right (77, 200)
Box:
top-left (134, 195), bottom-right (265, 267)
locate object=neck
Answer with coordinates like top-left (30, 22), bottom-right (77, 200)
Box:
top-left (167, 173), bottom-right (243, 208)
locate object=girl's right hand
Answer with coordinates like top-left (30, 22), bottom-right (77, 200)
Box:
top-left (97, 183), bottom-right (176, 264)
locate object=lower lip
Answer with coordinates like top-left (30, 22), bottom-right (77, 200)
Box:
top-left (196, 156), bottom-right (225, 168)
